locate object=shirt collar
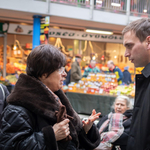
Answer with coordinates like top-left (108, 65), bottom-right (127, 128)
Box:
top-left (142, 63), bottom-right (150, 78)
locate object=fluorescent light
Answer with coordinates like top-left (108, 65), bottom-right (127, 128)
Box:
top-left (143, 9), bottom-right (147, 13)
top-left (96, 0), bottom-right (102, 4)
top-left (111, 2), bottom-right (121, 7)
top-left (86, 29), bottom-right (113, 35)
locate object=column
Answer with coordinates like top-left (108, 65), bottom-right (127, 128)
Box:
top-left (32, 15), bottom-right (41, 49)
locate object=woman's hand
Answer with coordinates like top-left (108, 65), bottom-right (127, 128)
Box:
top-left (82, 109), bottom-right (101, 134)
top-left (53, 119), bottom-right (70, 141)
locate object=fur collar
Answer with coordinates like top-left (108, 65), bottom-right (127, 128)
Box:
top-left (7, 74), bottom-right (82, 131)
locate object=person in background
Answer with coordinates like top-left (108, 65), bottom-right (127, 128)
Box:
top-left (83, 60), bottom-right (100, 77)
top-left (122, 66), bottom-right (132, 85)
top-left (107, 60), bottom-right (123, 85)
top-left (0, 44), bottom-right (101, 150)
top-left (122, 18), bottom-right (150, 150)
top-left (96, 95), bottom-right (133, 150)
top-left (64, 60), bottom-right (72, 85)
top-left (70, 54), bottom-right (82, 83)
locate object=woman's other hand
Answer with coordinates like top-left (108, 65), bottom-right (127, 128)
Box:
top-left (82, 109), bottom-right (101, 134)
top-left (53, 119), bottom-right (70, 141)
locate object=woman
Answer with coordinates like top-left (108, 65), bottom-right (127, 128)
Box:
top-left (96, 95), bottom-right (133, 150)
top-left (0, 44), bottom-right (100, 150)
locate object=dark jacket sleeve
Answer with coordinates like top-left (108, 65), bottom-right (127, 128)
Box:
top-left (78, 124), bottom-right (100, 150)
top-left (1, 84), bottom-right (10, 107)
top-left (129, 73), bottom-right (132, 83)
top-left (0, 105), bottom-right (57, 150)
top-left (1, 84), bottom-right (10, 98)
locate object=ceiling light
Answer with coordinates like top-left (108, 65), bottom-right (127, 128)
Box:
top-left (86, 29), bottom-right (113, 35)
top-left (143, 9), bottom-right (147, 13)
top-left (111, 2), bottom-right (121, 7)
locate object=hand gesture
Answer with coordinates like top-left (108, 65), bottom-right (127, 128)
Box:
top-left (53, 119), bottom-right (70, 141)
top-left (82, 109), bottom-right (101, 134)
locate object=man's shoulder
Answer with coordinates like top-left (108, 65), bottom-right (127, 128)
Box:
top-left (94, 67), bottom-right (100, 70)
top-left (115, 66), bottom-right (122, 71)
top-left (71, 61), bottom-right (77, 66)
top-left (85, 67), bottom-right (91, 71)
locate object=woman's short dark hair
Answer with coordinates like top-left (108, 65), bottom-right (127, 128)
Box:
top-left (26, 44), bottom-right (66, 78)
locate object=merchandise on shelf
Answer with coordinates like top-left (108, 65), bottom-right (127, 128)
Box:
top-left (5, 74), bottom-right (18, 85)
top-left (65, 72), bottom-right (135, 97)
top-left (109, 84), bottom-right (135, 97)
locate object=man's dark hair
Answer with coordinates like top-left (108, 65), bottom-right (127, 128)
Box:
top-left (122, 18), bottom-right (150, 42)
top-left (26, 44), bottom-right (66, 78)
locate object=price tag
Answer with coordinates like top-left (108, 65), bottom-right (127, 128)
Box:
top-left (69, 87), bottom-right (72, 90)
top-left (99, 89), bottom-right (103, 94)
top-left (117, 91), bottom-right (121, 95)
top-left (91, 89), bottom-right (94, 92)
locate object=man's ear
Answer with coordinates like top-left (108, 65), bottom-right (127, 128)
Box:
top-left (146, 36), bottom-right (150, 50)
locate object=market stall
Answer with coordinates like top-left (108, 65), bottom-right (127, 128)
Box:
top-left (63, 72), bottom-right (135, 116)
top-left (66, 91), bottom-right (116, 116)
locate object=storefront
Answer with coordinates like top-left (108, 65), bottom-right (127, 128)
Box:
top-left (0, 22), bottom-right (136, 86)
top-left (48, 28), bottom-right (135, 77)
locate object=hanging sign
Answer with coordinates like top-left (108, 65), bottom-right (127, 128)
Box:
top-left (40, 16), bottom-right (50, 44)
top-left (49, 28), bottom-right (123, 43)
top-left (0, 23), bottom-right (9, 33)
top-left (7, 23), bottom-right (33, 35)
top-left (7, 23), bottom-right (123, 43)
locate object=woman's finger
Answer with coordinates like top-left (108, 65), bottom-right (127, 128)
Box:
top-left (89, 113), bottom-right (101, 122)
top-left (92, 109), bottom-right (96, 115)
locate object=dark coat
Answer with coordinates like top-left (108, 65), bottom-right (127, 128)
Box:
top-left (122, 70), bottom-right (132, 85)
top-left (0, 74), bottom-right (100, 150)
top-left (71, 61), bottom-right (82, 83)
top-left (0, 84), bottom-right (9, 113)
top-left (0, 84), bottom-right (9, 120)
top-left (97, 109), bottom-right (133, 150)
top-left (127, 63), bottom-right (150, 150)
top-left (65, 69), bottom-right (71, 85)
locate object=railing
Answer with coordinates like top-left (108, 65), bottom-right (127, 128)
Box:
top-left (94, 0), bottom-right (126, 14)
top-left (49, 0), bottom-right (127, 14)
top-left (34, 0), bottom-right (150, 17)
top-left (130, 0), bottom-right (150, 18)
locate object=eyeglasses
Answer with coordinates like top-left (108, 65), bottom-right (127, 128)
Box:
top-left (58, 67), bottom-right (65, 74)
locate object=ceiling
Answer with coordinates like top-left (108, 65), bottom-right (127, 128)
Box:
top-left (0, 9), bottom-right (125, 34)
